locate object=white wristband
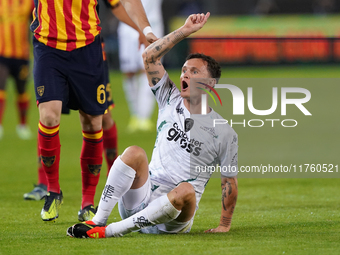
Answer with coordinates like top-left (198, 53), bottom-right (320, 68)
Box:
top-left (143, 26), bottom-right (153, 36)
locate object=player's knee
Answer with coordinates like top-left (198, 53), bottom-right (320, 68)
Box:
top-left (121, 145), bottom-right (148, 170)
top-left (79, 111), bottom-right (103, 132)
top-left (40, 110), bottom-right (60, 127)
top-left (102, 112), bottom-right (114, 130)
top-left (123, 145), bottom-right (146, 159)
top-left (172, 182), bottom-right (196, 206)
top-left (39, 101), bottom-right (62, 127)
top-left (179, 182), bottom-right (195, 200)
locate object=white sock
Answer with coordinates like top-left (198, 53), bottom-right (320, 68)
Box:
top-left (105, 194), bottom-right (181, 237)
top-left (122, 76), bottom-right (138, 116)
top-left (136, 72), bottom-right (155, 120)
top-left (92, 157), bottom-right (136, 225)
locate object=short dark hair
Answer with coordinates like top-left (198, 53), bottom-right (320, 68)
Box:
top-left (185, 53), bottom-right (221, 83)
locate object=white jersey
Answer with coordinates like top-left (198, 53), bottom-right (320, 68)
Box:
top-left (149, 72), bottom-right (238, 208)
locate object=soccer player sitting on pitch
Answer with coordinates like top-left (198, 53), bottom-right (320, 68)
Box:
top-left (67, 12), bottom-right (238, 238)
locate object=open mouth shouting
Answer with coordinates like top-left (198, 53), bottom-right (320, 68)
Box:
top-left (181, 80), bottom-right (189, 91)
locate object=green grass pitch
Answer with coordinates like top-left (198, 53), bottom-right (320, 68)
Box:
top-left (0, 65), bottom-right (339, 255)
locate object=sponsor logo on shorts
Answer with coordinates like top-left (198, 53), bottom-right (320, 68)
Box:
top-left (37, 86), bottom-right (44, 96)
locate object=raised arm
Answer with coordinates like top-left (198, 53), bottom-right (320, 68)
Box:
top-left (119, 0), bottom-right (157, 43)
top-left (205, 176), bottom-right (238, 233)
top-left (142, 12), bottom-right (210, 87)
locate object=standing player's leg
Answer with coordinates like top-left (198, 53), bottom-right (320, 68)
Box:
top-left (78, 111), bottom-right (104, 221)
top-left (102, 110), bottom-right (118, 175)
top-left (133, 16), bottom-right (164, 131)
top-left (38, 100), bottom-right (63, 222)
top-left (121, 51), bottom-right (155, 133)
top-left (0, 60), bottom-right (9, 139)
top-left (135, 16), bottom-right (164, 131)
top-left (24, 99), bottom-right (70, 201)
top-left (118, 24), bottom-right (140, 132)
top-left (122, 72), bottom-right (139, 132)
top-left (76, 36), bottom-right (108, 222)
top-left (23, 146), bottom-right (48, 200)
top-left (14, 60), bottom-right (32, 139)
top-left (101, 43), bottom-right (118, 175)
top-left (135, 70), bottom-right (155, 131)
top-left (33, 38), bottom-right (68, 222)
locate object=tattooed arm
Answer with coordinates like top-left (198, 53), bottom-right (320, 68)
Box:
top-left (142, 12), bottom-right (210, 87)
top-left (205, 176), bottom-right (238, 233)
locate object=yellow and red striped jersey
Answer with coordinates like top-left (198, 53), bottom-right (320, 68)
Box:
top-left (31, 0), bottom-right (119, 51)
top-left (0, 0), bottom-right (34, 60)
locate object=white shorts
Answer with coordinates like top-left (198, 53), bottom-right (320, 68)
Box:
top-left (117, 21), bottom-right (164, 73)
top-left (118, 176), bottom-right (193, 234)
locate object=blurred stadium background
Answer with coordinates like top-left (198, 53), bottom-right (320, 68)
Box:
top-left (99, 0), bottom-right (340, 69)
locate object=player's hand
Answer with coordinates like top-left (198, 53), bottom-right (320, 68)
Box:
top-left (204, 225), bottom-right (230, 233)
top-left (138, 32), bottom-right (149, 48)
top-left (145, 32), bottom-right (158, 44)
top-left (182, 12), bottom-right (210, 36)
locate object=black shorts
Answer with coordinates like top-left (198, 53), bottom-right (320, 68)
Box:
top-left (33, 35), bottom-right (108, 115)
top-left (60, 40), bottom-right (114, 115)
top-left (103, 57), bottom-right (114, 110)
top-left (0, 57), bottom-right (29, 81)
